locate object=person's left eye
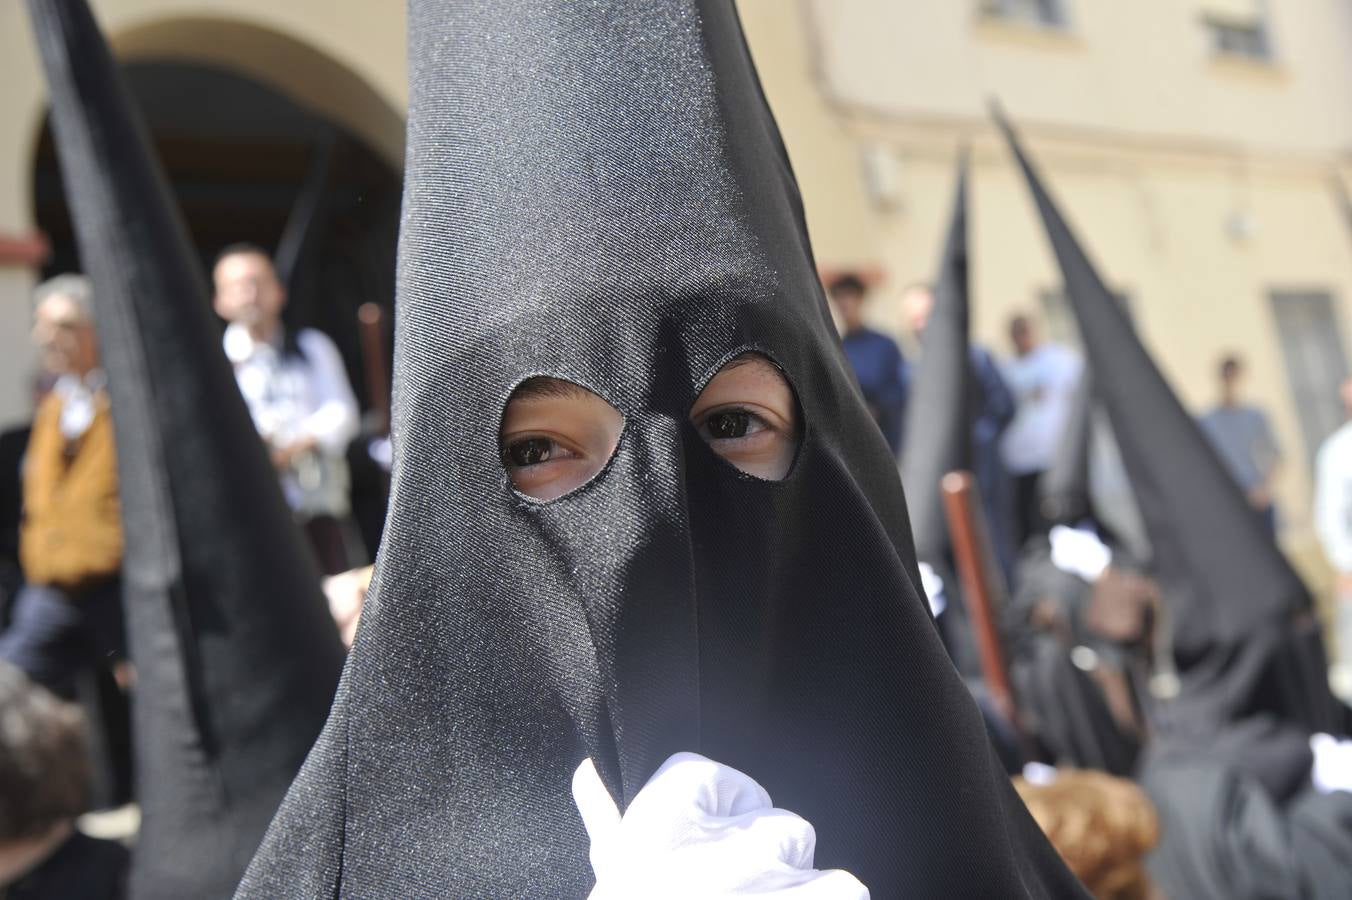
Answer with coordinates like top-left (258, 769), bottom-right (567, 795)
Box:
top-left (699, 408), bottom-right (771, 442)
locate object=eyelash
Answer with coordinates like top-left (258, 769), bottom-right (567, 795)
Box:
top-left (695, 406), bottom-right (773, 443)
top-left (502, 435), bottom-right (579, 469)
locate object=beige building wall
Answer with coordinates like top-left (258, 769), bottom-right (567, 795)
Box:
top-left (0, 0), bottom-right (407, 428)
top-left (2, 0), bottom-right (1351, 578)
top-left (740, 0), bottom-right (1352, 581)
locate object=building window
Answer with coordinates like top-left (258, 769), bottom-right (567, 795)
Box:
top-left (1270, 291), bottom-right (1349, 464)
top-left (1204, 17), bottom-right (1271, 60)
top-left (978, 0), bottom-right (1069, 30)
top-left (1200, 1), bottom-right (1273, 61)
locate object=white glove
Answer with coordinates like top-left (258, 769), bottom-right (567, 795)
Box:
top-left (1049, 524), bottom-right (1113, 584)
top-left (1311, 733), bottom-right (1352, 794)
top-left (916, 562), bottom-right (947, 618)
top-left (572, 752), bottom-right (870, 899)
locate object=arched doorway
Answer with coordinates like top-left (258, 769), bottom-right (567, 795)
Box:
top-left (32, 59), bottom-right (401, 410)
top-left (30, 21), bottom-right (406, 555)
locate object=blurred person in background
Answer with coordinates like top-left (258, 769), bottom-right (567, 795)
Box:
top-left (0, 376), bottom-right (50, 615)
top-left (0, 661), bottom-right (127, 899)
top-left (0, 276), bottom-right (124, 692)
top-left (902, 281), bottom-right (1016, 573)
top-left (212, 243), bottom-right (364, 574)
top-left (1314, 376), bottom-right (1352, 690)
top-left (827, 273), bottom-right (908, 454)
top-left (1199, 353), bottom-right (1281, 535)
top-left (1001, 313), bottom-right (1082, 547)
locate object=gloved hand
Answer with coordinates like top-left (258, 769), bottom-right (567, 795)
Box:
top-left (1049, 525), bottom-right (1113, 584)
top-left (572, 752), bottom-right (870, 899)
top-left (1311, 732), bottom-right (1352, 794)
top-left (916, 561), bottom-right (947, 618)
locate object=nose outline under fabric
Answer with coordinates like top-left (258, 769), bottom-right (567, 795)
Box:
top-left (527, 409), bottom-right (701, 808)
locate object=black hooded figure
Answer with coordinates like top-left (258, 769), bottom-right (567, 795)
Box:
top-left (996, 107), bottom-right (1352, 898)
top-left (995, 105), bottom-right (1344, 737)
top-left (26, 2), bottom-right (346, 897)
top-left (240, 2), bottom-right (1084, 897)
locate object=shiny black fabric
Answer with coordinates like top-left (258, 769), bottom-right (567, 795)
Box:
top-left (240, 4), bottom-right (1086, 897)
top-left (26, 2), bottom-right (345, 897)
top-left (901, 155), bottom-right (971, 564)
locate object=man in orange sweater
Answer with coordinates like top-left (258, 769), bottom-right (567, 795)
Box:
top-left (0, 275), bottom-right (123, 691)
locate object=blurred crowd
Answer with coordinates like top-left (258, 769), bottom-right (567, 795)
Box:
top-left (0, 248), bottom-right (380, 896)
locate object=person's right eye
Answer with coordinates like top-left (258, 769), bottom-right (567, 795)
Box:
top-left (499, 377), bottom-right (624, 501)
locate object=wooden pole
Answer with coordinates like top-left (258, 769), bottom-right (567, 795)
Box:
top-left (940, 470), bottom-right (1028, 748)
top-left (357, 303), bottom-right (391, 437)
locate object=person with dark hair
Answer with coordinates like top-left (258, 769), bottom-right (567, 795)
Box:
top-left (0, 275), bottom-right (124, 692)
top-left (826, 273), bottom-right (909, 453)
top-left (0, 662), bottom-right (127, 899)
top-left (212, 243), bottom-right (364, 574)
top-left (1198, 353), bottom-right (1281, 535)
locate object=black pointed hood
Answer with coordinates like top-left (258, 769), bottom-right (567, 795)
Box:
top-left (901, 152), bottom-right (972, 563)
top-left (240, 4), bottom-right (1082, 897)
top-left (993, 106), bottom-right (1309, 655)
top-left (26, 2), bottom-right (344, 897)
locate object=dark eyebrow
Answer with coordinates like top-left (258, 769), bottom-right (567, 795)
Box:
top-left (509, 376), bottom-right (594, 402)
top-left (720, 352), bottom-right (775, 373)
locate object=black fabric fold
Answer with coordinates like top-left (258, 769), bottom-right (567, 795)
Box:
top-left (25, 2), bottom-right (344, 897)
top-left (901, 152), bottom-right (972, 564)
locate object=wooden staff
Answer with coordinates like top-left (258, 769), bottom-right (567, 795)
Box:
top-left (357, 303), bottom-right (391, 437)
top-left (940, 470), bottom-right (1030, 748)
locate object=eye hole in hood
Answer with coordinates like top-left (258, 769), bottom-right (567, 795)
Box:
top-left (500, 376), bottom-right (625, 502)
top-left (690, 352), bottom-right (801, 482)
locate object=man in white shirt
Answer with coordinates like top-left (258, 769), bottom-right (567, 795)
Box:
top-left (1314, 377), bottom-right (1352, 689)
top-left (999, 314), bottom-right (1083, 547)
top-left (212, 244), bottom-right (362, 574)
